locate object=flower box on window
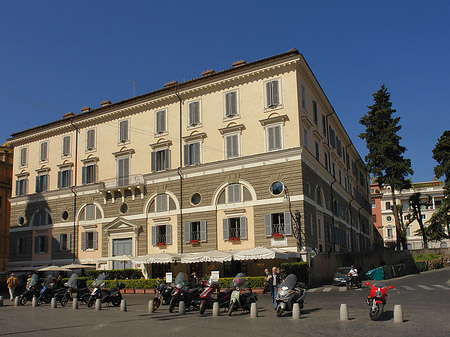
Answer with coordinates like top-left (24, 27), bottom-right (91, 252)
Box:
top-left (157, 242), bottom-right (166, 246)
top-left (273, 233), bottom-right (284, 239)
top-left (229, 237), bottom-right (240, 241)
top-left (189, 239), bottom-right (199, 245)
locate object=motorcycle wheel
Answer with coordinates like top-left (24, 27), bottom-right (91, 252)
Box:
top-left (87, 297), bottom-right (95, 308)
top-left (111, 295), bottom-right (121, 307)
top-left (369, 302), bottom-right (383, 321)
top-left (20, 296), bottom-right (28, 306)
top-left (199, 300), bottom-right (207, 315)
top-left (168, 298), bottom-right (176, 313)
top-left (228, 301), bottom-right (235, 316)
top-left (60, 296), bottom-right (68, 307)
top-left (37, 297), bottom-right (44, 306)
top-left (276, 304), bottom-right (284, 317)
top-left (346, 281), bottom-right (351, 290)
top-left (153, 297), bottom-right (161, 311)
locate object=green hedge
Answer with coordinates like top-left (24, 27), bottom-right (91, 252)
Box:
top-left (279, 262), bottom-right (309, 284)
top-left (217, 276), bottom-right (265, 289)
top-left (85, 269), bottom-right (143, 280)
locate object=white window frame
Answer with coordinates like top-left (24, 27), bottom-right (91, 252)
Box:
top-left (224, 133), bottom-right (240, 159)
top-left (155, 109), bottom-right (167, 135)
top-left (188, 100), bottom-right (201, 127)
top-left (86, 128), bottom-right (96, 151)
top-left (40, 142), bottom-right (48, 162)
top-left (62, 135), bottom-right (71, 157)
top-left (224, 90), bottom-right (239, 119)
top-left (118, 119), bottom-right (130, 144)
top-left (265, 124), bottom-right (283, 152)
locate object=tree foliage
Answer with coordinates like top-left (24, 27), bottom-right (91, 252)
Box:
top-left (359, 85), bottom-right (413, 250)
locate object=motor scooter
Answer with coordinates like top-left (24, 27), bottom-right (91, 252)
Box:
top-left (37, 275), bottom-right (66, 306)
top-left (346, 275), bottom-right (362, 289)
top-left (275, 274), bottom-right (307, 317)
top-left (19, 274), bottom-right (39, 305)
top-left (199, 276), bottom-right (232, 315)
top-left (152, 281), bottom-right (173, 311)
top-left (365, 282), bottom-right (394, 320)
top-left (87, 273), bottom-right (125, 308)
top-left (228, 273), bottom-right (258, 316)
top-left (168, 272), bottom-right (204, 313)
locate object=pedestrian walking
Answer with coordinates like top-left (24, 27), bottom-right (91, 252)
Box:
top-left (263, 268), bottom-right (270, 294)
top-left (267, 266), bottom-right (283, 309)
top-left (7, 273), bottom-right (19, 301)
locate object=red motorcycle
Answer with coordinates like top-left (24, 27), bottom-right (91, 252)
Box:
top-left (365, 282), bottom-right (394, 320)
top-left (199, 277), bottom-right (232, 315)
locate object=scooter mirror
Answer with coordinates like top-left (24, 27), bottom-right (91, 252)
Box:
top-left (365, 282), bottom-right (371, 286)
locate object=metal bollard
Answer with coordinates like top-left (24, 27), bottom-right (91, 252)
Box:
top-left (394, 305), bottom-right (403, 323)
top-left (120, 299), bottom-right (127, 312)
top-left (292, 303), bottom-right (301, 319)
top-left (95, 298), bottom-right (102, 311)
top-left (339, 304), bottom-right (349, 321)
top-left (51, 297), bottom-right (57, 308)
top-left (212, 301), bottom-right (220, 317)
top-left (148, 300), bottom-right (155, 313)
top-left (14, 296), bottom-right (20, 307)
top-left (32, 296), bottom-right (37, 307)
top-left (0, 295), bottom-right (3, 307)
top-left (178, 301), bottom-right (185, 315)
top-left (250, 302), bottom-right (258, 318)
top-left (73, 298), bottom-right (79, 309)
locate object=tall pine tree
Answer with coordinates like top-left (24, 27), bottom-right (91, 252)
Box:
top-left (359, 85), bottom-right (413, 250)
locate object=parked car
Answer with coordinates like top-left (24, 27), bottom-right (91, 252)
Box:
top-left (333, 267), bottom-right (351, 286)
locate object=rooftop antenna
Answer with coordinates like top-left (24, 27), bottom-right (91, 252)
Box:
top-left (127, 80), bottom-right (136, 97)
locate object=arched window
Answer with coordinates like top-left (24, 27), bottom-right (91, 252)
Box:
top-left (148, 193), bottom-right (176, 213)
top-left (32, 210), bottom-right (52, 226)
top-left (217, 183), bottom-right (252, 205)
top-left (316, 187), bottom-right (322, 206)
top-left (79, 204), bottom-right (102, 221)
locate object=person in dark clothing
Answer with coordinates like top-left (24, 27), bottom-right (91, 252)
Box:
top-left (263, 268), bottom-right (270, 294)
top-left (267, 267), bottom-right (283, 309)
top-left (55, 275), bottom-right (65, 288)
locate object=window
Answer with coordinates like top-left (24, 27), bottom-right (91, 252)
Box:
top-left (86, 129), bottom-right (96, 150)
top-left (33, 210), bottom-right (52, 226)
top-left (332, 162), bottom-right (336, 178)
top-left (156, 194), bottom-right (168, 212)
top-left (318, 218), bottom-right (323, 240)
top-left (155, 110), bottom-right (167, 134)
top-left (151, 149), bottom-right (170, 172)
top-left (184, 220), bottom-right (207, 243)
top-left (309, 214), bottom-right (314, 235)
top-left (225, 91), bottom-right (238, 117)
top-left (387, 228), bottom-right (393, 239)
top-left (322, 114), bottom-right (326, 136)
top-left (303, 128), bottom-right (309, 150)
top-left (57, 169), bottom-right (72, 188)
top-left (270, 181), bottom-right (284, 195)
top-left (339, 170), bottom-right (342, 184)
top-left (119, 120), bottom-right (129, 143)
top-left (16, 238), bottom-right (25, 254)
top-left (152, 224), bottom-right (172, 245)
top-left (117, 157), bottom-right (130, 186)
top-left (301, 85), bottom-right (306, 110)
top-left (315, 141), bottom-right (320, 161)
top-left (19, 147), bottom-right (27, 166)
top-left (267, 125), bottom-right (282, 151)
top-left (225, 134), bottom-right (239, 159)
top-left (385, 202), bottom-right (391, 210)
top-left (313, 101), bottom-right (318, 124)
top-left (264, 212), bottom-right (292, 237)
top-left (82, 164), bottom-right (97, 184)
top-left (62, 135), bottom-right (71, 156)
top-left (40, 142), bottom-right (48, 162)
top-left (406, 227), bottom-right (411, 237)
top-left (324, 152), bottom-right (329, 171)
top-left (227, 184), bottom-right (241, 203)
top-left (34, 235), bottom-right (48, 253)
top-left (337, 138), bottom-right (342, 157)
top-left (81, 231), bottom-right (98, 250)
top-left (16, 178), bottom-right (27, 196)
top-left (57, 233), bottom-right (71, 251)
top-left (329, 127), bottom-right (335, 148)
top-left (266, 80), bottom-right (281, 108)
top-left (184, 142), bottom-right (200, 166)
top-left (316, 187), bottom-right (322, 206)
top-left (401, 202), bottom-right (409, 210)
top-left (35, 174), bottom-right (48, 193)
top-left (371, 203), bottom-right (376, 209)
top-left (387, 216), bottom-right (392, 222)
top-left (190, 193), bottom-right (201, 205)
top-left (223, 217), bottom-right (247, 241)
top-left (188, 101), bottom-right (201, 126)
top-left (79, 204), bottom-right (102, 221)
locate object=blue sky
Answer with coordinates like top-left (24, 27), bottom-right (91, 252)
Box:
top-left (1, 0), bottom-right (449, 182)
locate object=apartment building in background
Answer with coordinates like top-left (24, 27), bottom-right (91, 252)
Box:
top-left (0, 143), bottom-right (13, 278)
top-left (371, 180), bottom-right (448, 249)
top-left (7, 49), bottom-right (373, 277)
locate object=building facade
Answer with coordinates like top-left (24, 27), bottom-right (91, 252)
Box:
top-left (371, 181), bottom-right (448, 249)
top-left (8, 49), bottom-right (372, 277)
top-left (0, 143), bottom-right (13, 278)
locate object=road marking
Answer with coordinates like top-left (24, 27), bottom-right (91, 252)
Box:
top-left (355, 288), bottom-right (362, 291)
top-left (433, 284), bottom-right (450, 290)
top-left (308, 288), bottom-right (318, 292)
top-left (401, 286), bottom-right (415, 291)
top-left (323, 287), bottom-right (332, 292)
top-left (338, 287), bottom-right (346, 292)
top-left (416, 285), bottom-right (435, 290)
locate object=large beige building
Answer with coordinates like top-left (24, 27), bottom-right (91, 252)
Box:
top-left (372, 181), bottom-right (448, 249)
top-left (8, 49), bottom-right (372, 277)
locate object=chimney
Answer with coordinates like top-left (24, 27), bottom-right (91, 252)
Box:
top-left (164, 80), bottom-right (178, 88)
top-left (100, 100), bottom-right (112, 107)
top-left (201, 69), bottom-right (215, 77)
top-left (62, 112), bottom-right (75, 119)
top-left (81, 106), bottom-right (92, 113)
top-left (232, 60), bottom-right (246, 67)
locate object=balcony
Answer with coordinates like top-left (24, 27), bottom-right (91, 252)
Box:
top-left (100, 174), bottom-right (145, 204)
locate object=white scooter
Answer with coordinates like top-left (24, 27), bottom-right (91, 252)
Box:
top-left (275, 274), bottom-right (307, 317)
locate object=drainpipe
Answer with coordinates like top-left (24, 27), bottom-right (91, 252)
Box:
top-left (70, 118), bottom-right (79, 262)
top-left (175, 87), bottom-right (183, 254)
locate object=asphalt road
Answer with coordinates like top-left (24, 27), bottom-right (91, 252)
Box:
top-left (1, 268), bottom-right (449, 337)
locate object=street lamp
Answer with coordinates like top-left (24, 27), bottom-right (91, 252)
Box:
top-left (283, 185), bottom-right (303, 253)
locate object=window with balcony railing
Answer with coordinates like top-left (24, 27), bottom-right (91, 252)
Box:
top-left (264, 212), bottom-right (292, 238)
top-left (152, 224), bottom-right (172, 246)
top-left (184, 220), bottom-right (207, 243)
top-left (223, 217), bottom-right (247, 241)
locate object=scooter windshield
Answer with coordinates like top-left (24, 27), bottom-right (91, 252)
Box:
top-left (43, 275), bottom-right (54, 286)
top-left (232, 272), bottom-right (247, 288)
top-left (66, 273), bottom-right (79, 288)
top-left (29, 274), bottom-right (38, 287)
top-left (174, 272), bottom-right (189, 288)
top-left (373, 283), bottom-right (386, 288)
top-left (93, 273), bottom-right (106, 287)
top-left (280, 274), bottom-right (297, 291)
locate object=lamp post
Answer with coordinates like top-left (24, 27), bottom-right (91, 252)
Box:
top-left (283, 185), bottom-right (303, 254)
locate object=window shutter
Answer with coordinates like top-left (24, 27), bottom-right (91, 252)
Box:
top-left (200, 220), bottom-right (207, 242)
top-left (226, 136), bottom-right (232, 158)
top-left (57, 234), bottom-right (61, 251)
top-left (272, 80), bottom-right (280, 106)
top-left (194, 102), bottom-right (200, 124)
top-left (34, 236), bottom-right (39, 253)
top-left (82, 166), bottom-right (86, 185)
top-left (268, 127), bottom-right (275, 151)
top-left (93, 231), bottom-right (98, 250)
top-left (192, 143), bottom-right (200, 165)
top-left (151, 151), bottom-right (156, 172)
top-left (184, 222), bottom-right (191, 243)
top-left (274, 125), bottom-right (281, 149)
top-left (124, 158), bottom-right (129, 179)
top-left (15, 180), bottom-right (19, 196)
top-left (222, 219), bottom-right (229, 241)
top-left (81, 232), bottom-right (86, 250)
top-left (166, 225), bottom-right (172, 245)
top-left (151, 226), bottom-right (157, 246)
top-left (43, 175), bottom-right (48, 192)
top-left (43, 236), bottom-right (48, 253)
top-left (225, 93), bottom-right (232, 117)
top-left (265, 214), bottom-right (272, 237)
top-left (120, 120), bottom-right (128, 142)
top-left (164, 149), bottom-right (170, 170)
top-left (68, 170), bottom-right (72, 188)
top-left (266, 81), bottom-right (273, 107)
top-left (67, 233), bottom-right (72, 251)
top-left (240, 217), bottom-right (247, 239)
top-left (183, 144), bottom-right (189, 166)
top-left (232, 135), bottom-right (238, 157)
top-left (93, 164), bottom-right (97, 183)
top-left (57, 171), bottom-right (61, 188)
top-left (87, 130), bottom-right (95, 149)
top-left (40, 142), bottom-right (47, 161)
top-left (229, 91), bottom-right (237, 116)
top-left (284, 211), bottom-right (292, 235)
top-left (35, 176), bottom-right (39, 193)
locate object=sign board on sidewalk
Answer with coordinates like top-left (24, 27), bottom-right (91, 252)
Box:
top-left (211, 270), bottom-right (219, 282)
top-left (165, 272), bottom-right (173, 283)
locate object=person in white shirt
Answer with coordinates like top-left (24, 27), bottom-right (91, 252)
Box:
top-left (347, 266), bottom-right (359, 287)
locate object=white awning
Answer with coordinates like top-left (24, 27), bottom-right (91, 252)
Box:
top-left (180, 250), bottom-right (233, 263)
top-left (132, 253), bottom-right (181, 264)
top-left (232, 247), bottom-right (290, 261)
